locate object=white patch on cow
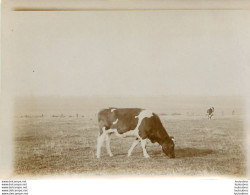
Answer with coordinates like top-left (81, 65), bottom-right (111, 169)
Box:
top-left (134, 110), bottom-right (153, 129)
top-left (108, 110), bottom-right (153, 139)
top-left (111, 109), bottom-right (116, 112)
top-left (117, 109), bottom-right (153, 138)
top-left (135, 110), bottom-right (153, 119)
top-left (106, 128), bottom-right (137, 138)
top-left (171, 137), bottom-right (176, 144)
top-left (131, 110), bottom-right (153, 136)
top-left (112, 118), bottom-right (118, 125)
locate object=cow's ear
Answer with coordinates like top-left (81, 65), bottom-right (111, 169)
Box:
top-left (170, 136), bottom-right (176, 144)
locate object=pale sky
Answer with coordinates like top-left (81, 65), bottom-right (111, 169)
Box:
top-left (2, 10), bottom-right (250, 97)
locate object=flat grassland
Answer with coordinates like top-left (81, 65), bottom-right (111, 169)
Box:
top-left (14, 114), bottom-right (246, 177)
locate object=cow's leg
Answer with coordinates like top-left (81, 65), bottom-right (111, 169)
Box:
top-left (128, 138), bottom-right (140, 157)
top-left (96, 127), bottom-right (106, 158)
top-left (105, 133), bottom-right (113, 157)
top-left (140, 139), bottom-right (150, 158)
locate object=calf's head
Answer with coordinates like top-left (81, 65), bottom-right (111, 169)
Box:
top-left (162, 136), bottom-right (175, 158)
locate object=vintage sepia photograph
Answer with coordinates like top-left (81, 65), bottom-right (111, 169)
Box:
top-left (1, 0), bottom-right (249, 179)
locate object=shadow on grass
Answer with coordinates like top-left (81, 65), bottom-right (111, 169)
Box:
top-left (175, 147), bottom-right (215, 158)
top-left (148, 148), bottom-right (215, 158)
top-left (99, 148), bottom-right (215, 159)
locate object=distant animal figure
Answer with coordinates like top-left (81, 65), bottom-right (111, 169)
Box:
top-left (232, 110), bottom-right (235, 115)
top-left (207, 107), bottom-right (214, 119)
top-left (97, 108), bottom-right (175, 158)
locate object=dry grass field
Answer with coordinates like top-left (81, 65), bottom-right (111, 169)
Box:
top-left (14, 113), bottom-right (246, 177)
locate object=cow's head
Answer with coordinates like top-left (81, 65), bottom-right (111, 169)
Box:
top-left (162, 136), bottom-right (175, 158)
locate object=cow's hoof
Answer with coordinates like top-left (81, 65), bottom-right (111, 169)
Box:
top-left (109, 154), bottom-right (113, 157)
top-left (144, 155), bottom-right (150, 158)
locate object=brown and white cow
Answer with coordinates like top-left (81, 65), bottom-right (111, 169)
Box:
top-left (207, 107), bottom-right (214, 119)
top-left (96, 108), bottom-right (175, 158)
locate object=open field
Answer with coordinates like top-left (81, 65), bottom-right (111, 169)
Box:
top-left (14, 114), bottom-right (246, 177)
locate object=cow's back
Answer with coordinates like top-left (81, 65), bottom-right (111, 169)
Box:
top-left (98, 108), bottom-right (142, 134)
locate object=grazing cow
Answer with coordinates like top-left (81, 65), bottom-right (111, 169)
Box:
top-left (96, 108), bottom-right (175, 158)
top-left (207, 107), bottom-right (214, 119)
